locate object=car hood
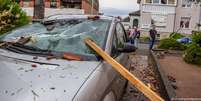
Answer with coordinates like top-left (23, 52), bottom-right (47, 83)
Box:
top-left (0, 50), bottom-right (101, 101)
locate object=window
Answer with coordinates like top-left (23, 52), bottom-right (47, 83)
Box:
top-left (111, 33), bottom-right (118, 57)
top-left (151, 14), bottom-right (167, 28)
top-left (111, 23), bottom-right (127, 57)
top-left (145, 0), bottom-right (175, 4)
top-left (1, 19), bottom-right (111, 57)
top-left (23, 0), bottom-right (30, 7)
top-left (180, 17), bottom-right (190, 28)
top-left (50, 0), bottom-right (57, 8)
top-left (153, 0), bottom-right (160, 4)
top-left (145, 0), bottom-right (152, 3)
top-left (168, 0), bottom-right (175, 4)
top-left (116, 23), bottom-right (126, 47)
top-left (182, 0), bottom-right (192, 7)
top-left (161, 0), bottom-right (167, 4)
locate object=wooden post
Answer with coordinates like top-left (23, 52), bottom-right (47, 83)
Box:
top-left (84, 38), bottom-right (165, 101)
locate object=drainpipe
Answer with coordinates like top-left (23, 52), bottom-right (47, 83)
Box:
top-left (173, 0), bottom-right (178, 33)
top-left (198, 3), bottom-right (201, 31)
top-left (91, 0), bottom-right (94, 15)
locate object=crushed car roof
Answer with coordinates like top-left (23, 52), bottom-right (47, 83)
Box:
top-left (45, 14), bottom-right (114, 21)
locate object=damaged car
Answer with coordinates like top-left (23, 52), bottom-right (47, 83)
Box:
top-left (0, 15), bottom-right (136, 101)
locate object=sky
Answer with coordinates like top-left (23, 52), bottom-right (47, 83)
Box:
top-left (99, 0), bottom-right (139, 17)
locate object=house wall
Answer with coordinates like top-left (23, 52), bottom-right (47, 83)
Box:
top-left (81, 0), bottom-right (99, 14)
top-left (18, 0), bottom-right (99, 14)
top-left (22, 8), bottom-right (84, 17)
top-left (140, 5), bottom-right (175, 33)
top-left (19, 0), bottom-right (60, 8)
top-left (139, 0), bottom-right (178, 38)
top-left (174, 0), bottom-right (200, 34)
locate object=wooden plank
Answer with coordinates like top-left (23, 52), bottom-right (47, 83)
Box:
top-left (0, 43), bottom-right (6, 47)
top-left (84, 38), bottom-right (165, 101)
top-left (63, 52), bottom-right (82, 61)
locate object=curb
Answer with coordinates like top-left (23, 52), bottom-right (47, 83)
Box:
top-left (150, 50), bottom-right (176, 101)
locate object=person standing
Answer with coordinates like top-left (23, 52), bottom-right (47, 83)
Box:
top-left (149, 26), bottom-right (157, 50)
top-left (134, 27), bottom-right (140, 48)
top-left (129, 27), bottom-right (135, 44)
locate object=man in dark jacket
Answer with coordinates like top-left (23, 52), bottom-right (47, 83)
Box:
top-left (149, 26), bottom-right (157, 50)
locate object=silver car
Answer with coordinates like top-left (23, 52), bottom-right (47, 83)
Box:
top-left (0, 15), bottom-right (136, 101)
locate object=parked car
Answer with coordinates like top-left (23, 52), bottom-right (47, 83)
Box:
top-left (0, 15), bottom-right (136, 101)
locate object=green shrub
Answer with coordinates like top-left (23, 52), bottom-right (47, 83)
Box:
top-left (158, 38), bottom-right (186, 50)
top-left (0, 0), bottom-right (29, 34)
top-left (184, 43), bottom-right (201, 66)
top-left (191, 31), bottom-right (201, 47)
top-left (169, 32), bottom-right (185, 40)
top-left (183, 31), bottom-right (201, 66)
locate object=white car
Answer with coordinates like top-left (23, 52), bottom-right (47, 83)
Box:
top-left (0, 15), bottom-right (136, 101)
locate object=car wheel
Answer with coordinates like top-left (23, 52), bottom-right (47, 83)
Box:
top-left (102, 91), bottom-right (116, 101)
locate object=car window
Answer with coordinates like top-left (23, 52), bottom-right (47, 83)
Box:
top-left (111, 33), bottom-right (118, 57)
top-left (0, 19), bottom-right (111, 57)
top-left (111, 23), bottom-right (127, 57)
top-left (116, 23), bottom-right (126, 48)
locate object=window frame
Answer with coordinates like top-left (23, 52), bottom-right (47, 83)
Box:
top-left (181, 0), bottom-right (193, 8)
top-left (50, 0), bottom-right (57, 8)
top-left (144, 0), bottom-right (176, 5)
top-left (180, 17), bottom-right (191, 29)
top-left (111, 22), bottom-right (127, 58)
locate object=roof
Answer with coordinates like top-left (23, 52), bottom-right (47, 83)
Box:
top-left (45, 14), bottom-right (114, 21)
top-left (122, 16), bottom-right (130, 22)
top-left (129, 10), bottom-right (140, 16)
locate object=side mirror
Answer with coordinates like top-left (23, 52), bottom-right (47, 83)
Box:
top-left (117, 43), bottom-right (137, 53)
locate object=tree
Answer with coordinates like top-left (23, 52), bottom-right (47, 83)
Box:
top-left (0, 0), bottom-right (29, 34)
top-left (33, 0), bottom-right (45, 19)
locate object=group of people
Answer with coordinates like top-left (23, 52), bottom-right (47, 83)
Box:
top-left (128, 26), bottom-right (157, 50)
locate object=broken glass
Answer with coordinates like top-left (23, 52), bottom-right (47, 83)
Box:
top-left (0, 19), bottom-right (111, 57)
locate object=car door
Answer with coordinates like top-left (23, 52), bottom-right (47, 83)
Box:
top-left (111, 22), bottom-right (129, 68)
top-left (73, 22), bottom-right (130, 101)
top-left (108, 22), bottom-right (130, 101)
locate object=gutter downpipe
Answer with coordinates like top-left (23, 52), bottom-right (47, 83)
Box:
top-left (173, 0), bottom-right (178, 33)
top-left (198, 3), bottom-right (201, 31)
top-left (91, 0), bottom-right (94, 15)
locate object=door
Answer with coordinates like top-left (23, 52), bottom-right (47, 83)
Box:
top-left (73, 22), bottom-right (130, 101)
top-left (109, 22), bottom-right (130, 101)
top-left (133, 19), bottom-right (139, 28)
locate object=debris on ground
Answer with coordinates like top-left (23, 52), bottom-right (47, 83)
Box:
top-left (31, 64), bottom-right (37, 68)
top-left (33, 56), bottom-right (38, 60)
top-left (121, 54), bottom-right (161, 101)
top-left (167, 75), bottom-right (176, 83)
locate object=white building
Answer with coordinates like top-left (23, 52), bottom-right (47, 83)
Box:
top-left (137, 0), bottom-right (201, 38)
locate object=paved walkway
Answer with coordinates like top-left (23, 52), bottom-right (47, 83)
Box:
top-left (159, 55), bottom-right (201, 99)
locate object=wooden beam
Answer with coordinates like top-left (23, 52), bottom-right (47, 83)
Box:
top-left (84, 38), bottom-right (165, 101)
top-left (0, 43), bottom-right (6, 47)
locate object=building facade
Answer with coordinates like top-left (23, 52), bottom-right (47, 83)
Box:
top-left (16, 0), bottom-right (99, 15)
top-left (138, 0), bottom-right (201, 37)
top-left (174, 0), bottom-right (201, 34)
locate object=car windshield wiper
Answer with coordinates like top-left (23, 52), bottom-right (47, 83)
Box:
top-left (0, 36), bottom-right (52, 55)
top-left (5, 43), bottom-right (52, 56)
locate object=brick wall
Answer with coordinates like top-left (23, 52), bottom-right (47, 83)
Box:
top-left (45, 0), bottom-right (50, 8)
top-left (19, 0), bottom-right (99, 14)
top-left (81, 0), bottom-right (98, 14)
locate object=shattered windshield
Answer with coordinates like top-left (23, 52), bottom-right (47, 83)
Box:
top-left (0, 19), bottom-right (111, 57)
